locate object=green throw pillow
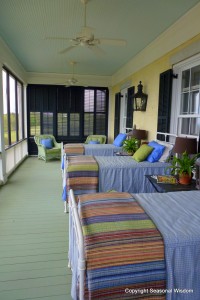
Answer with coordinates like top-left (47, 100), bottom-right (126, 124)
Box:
top-left (133, 144), bottom-right (154, 162)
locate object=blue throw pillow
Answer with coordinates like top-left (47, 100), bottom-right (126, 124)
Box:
top-left (146, 141), bottom-right (165, 163)
top-left (40, 138), bottom-right (53, 149)
top-left (88, 141), bottom-right (100, 144)
top-left (113, 133), bottom-right (127, 147)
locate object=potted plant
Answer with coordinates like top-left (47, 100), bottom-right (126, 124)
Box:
top-left (167, 151), bottom-right (200, 185)
top-left (122, 138), bottom-right (140, 155)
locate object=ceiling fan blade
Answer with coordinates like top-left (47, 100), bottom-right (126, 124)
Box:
top-left (45, 36), bottom-right (73, 41)
top-left (59, 45), bottom-right (77, 54)
top-left (99, 38), bottom-right (127, 46)
top-left (88, 45), bottom-right (105, 57)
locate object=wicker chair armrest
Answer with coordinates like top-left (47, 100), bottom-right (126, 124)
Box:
top-left (54, 141), bottom-right (61, 148)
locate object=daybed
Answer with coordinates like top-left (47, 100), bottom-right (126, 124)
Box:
top-left (63, 143), bottom-right (123, 157)
top-left (62, 133), bottom-right (127, 157)
top-left (69, 189), bottom-right (200, 300)
top-left (62, 139), bottom-right (174, 213)
top-left (62, 155), bottom-right (171, 201)
top-left (62, 153), bottom-right (171, 212)
top-left (85, 134), bottom-right (107, 144)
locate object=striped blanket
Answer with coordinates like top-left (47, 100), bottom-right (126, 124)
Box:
top-left (78, 192), bottom-right (166, 299)
top-left (66, 156), bottom-right (98, 198)
top-left (64, 143), bottom-right (84, 155)
top-left (63, 143), bottom-right (122, 157)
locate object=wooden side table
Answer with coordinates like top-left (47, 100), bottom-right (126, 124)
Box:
top-left (146, 175), bottom-right (197, 193)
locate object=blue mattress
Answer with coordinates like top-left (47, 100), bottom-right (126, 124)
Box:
top-left (135, 191), bottom-right (200, 300)
top-left (84, 144), bottom-right (122, 156)
top-left (95, 156), bottom-right (171, 193)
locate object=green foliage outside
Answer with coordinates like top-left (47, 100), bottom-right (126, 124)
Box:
top-left (4, 113), bottom-right (17, 146)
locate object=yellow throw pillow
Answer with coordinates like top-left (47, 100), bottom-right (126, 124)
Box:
top-left (133, 144), bottom-right (154, 162)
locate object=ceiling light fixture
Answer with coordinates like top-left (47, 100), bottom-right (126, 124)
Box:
top-left (66, 61), bottom-right (78, 86)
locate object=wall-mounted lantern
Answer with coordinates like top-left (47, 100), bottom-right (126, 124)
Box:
top-left (134, 81), bottom-right (148, 111)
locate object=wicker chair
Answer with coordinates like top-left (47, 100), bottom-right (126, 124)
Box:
top-left (34, 135), bottom-right (61, 162)
top-left (85, 135), bottom-right (107, 144)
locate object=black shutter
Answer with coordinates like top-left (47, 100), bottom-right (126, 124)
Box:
top-left (157, 69), bottom-right (173, 141)
top-left (114, 92), bottom-right (121, 138)
top-left (28, 85), bottom-right (42, 112)
top-left (57, 86), bottom-right (70, 112)
top-left (95, 89), bottom-right (107, 135)
top-left (126, 86), bottom-right (134, 128)
top-left (42, 86), bottom-right (57, 112)
top-left (70, 86), bottom-right (84, 112)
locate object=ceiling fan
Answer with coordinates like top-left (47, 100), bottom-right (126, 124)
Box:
top-left (46, 0), bottom-right (126, 56)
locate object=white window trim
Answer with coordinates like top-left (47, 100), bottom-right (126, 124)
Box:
top-left (170, 52), bottom-right (200, 140)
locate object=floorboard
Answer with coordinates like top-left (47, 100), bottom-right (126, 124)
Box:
top-left (0, 157), bottom-right (72, 300)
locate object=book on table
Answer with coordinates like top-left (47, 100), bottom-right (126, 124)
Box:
top-left (156, 175), bottom-right (178, 184)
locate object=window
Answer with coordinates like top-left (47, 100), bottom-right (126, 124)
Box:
top-left (96, 89), bottom-right (107, 134)
top-left (57, 113), bottom-right (67, 136)
top-left (17, 82), bottom-right (24, 140)
top-left (2, 68), bottom-right (24, 148)
top-left (9, 75), bottom-right (17, 145)
top-left (70, 113), bottom-right (80, 136)
top-left (43, 112), bottom-right (53, 134)
top-left (171, 54), bottom-right (200, 139)
top-left (2, 70), bottom-right (8, 147)
top-left (84, 88), bottom-right (107, 136)
top-left (178, 65), bottom-right (200, 136)
top-left (84, 90), bottom-right (94, 135)
top-left (30, 112), bottom-right (41, 136)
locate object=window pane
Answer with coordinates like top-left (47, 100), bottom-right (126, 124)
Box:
top-left (190, 91), bottom-right (199, 114)
top-left (180, 93), bottom-right (189, 114)
top-left (84, 113), bottom-right (94, 135)
top-left (180, 117), bottom-right (200, 136)
top-left (2, 69), bottom-right (24, 147)
top-left (190, 118), bottom-right (200, 135)
top-left (179, 65), bottom-right (200, 137)
top-left (180, 118), bottom-right (189, 135)
top-left (191, 65), bottom-right (200, 89)
top-left (17, 82), bottom-right (23, 140)
top-left (181, 70), bottom-right (190, 92)
top-left (70, 113), bottom-right (80, 136)
top-left (96, 90), bottom-right (106, 112)
top-left (84, 90), bottom-right (94, 112)
top-left (43, 112), bottom-right (53, 134)
top-left (2, 70), bottom-right (9, 148)
top-left (30, 112), bottom-right (41, 136)
top-left (57, 113), bottom-right (67, 136)
top-left (96, 113), bottom-right (106, 134)
top-left (9, 75), bottom-right (17, 145)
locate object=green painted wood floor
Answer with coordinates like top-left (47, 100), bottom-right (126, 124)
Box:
top-left (0, 157), bottom-right (72, 300)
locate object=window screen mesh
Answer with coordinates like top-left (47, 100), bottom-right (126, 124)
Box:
top-left (57, 113), bottom-right (67, 136)
top-left (43, 112), bottom-right (53, 134)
